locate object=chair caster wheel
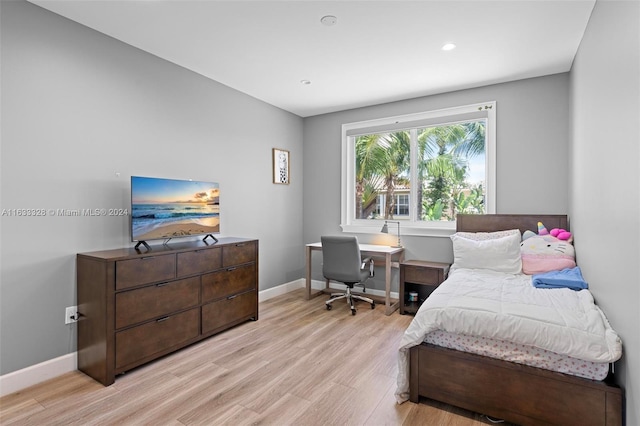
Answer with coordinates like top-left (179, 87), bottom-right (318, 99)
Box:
top-left (326, 304), bottom-right (332, 310)
top-left (351, 309), bottom-right (356, 315)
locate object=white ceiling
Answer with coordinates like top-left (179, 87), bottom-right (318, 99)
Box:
top-left (28, 0), bottom-right (595, 117)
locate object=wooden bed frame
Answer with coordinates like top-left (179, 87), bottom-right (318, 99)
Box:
top-left (409, 214), bottom-right (624, 426)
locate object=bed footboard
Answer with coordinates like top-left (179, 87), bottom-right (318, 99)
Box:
top-left (410, 343), bottom-right (623, 426)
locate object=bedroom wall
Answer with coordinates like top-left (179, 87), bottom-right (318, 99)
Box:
top-left (569, 1), bottom-right (640, 424)
top-left (303, 74), bottom-right (571, 287)
top-left (0, 0), bottom-right (304, 376)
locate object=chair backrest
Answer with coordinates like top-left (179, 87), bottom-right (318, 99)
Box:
top-left (321, 236), bottom-right (363, 283)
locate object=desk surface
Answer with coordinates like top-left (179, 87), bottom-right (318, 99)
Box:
top-left (306, 242), bottom-right (404, 255)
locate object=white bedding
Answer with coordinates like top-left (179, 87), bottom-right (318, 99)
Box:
top-left (395, 267), bottom-right (622, 403)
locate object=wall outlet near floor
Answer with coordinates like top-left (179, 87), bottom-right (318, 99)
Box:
top-left (65, 306), bottom-right (78, 324)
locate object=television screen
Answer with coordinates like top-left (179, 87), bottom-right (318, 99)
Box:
top-left (131, 176), bottom-right (220, 242)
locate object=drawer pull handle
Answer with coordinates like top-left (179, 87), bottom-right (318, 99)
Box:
top-left (156, 316), bottom-right (170, 323)
top-left (141, 257), bottom-right (155, 260)
top-left (156, 282), bottom-right (169, 288)
top-left (226, 267), bottom-right (237, 272)
top-left (235, 244), bottom-right (245, 247)
top-left (227, 294), bottom-right (237, 300)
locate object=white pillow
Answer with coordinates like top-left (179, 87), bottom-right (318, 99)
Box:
top-left (450, 231), bottom-right (522, 273)
top-left (454, 229), bottom-right (521, 241)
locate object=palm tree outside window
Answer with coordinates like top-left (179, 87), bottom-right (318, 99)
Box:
top-left (354, 120), bottom-right (486, 222)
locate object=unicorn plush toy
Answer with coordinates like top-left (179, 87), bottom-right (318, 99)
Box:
top-left (521, 222), bottom-right (576, 275)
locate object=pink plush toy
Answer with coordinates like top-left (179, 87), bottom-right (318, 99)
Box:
top-left (550, 227), bottom-right (572, 241)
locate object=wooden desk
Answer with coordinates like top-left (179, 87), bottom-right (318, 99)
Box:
top-left (305, 242), bottom-right (405, 315)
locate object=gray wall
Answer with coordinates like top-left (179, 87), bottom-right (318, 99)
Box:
top-left (2, 4), bottom-right (637, 423)
top-left (303, 74), bottom-right (571, 287)
top-left (0, 1), bottom-right (304, 375)
top-left (569, 1), bottom-right (640, 424)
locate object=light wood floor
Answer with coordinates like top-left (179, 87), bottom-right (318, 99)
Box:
top-left (0, 289), bottom-right (501, 426)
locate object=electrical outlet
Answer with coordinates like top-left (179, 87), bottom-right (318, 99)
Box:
top-left (65, 306), bottom-right (78, 324)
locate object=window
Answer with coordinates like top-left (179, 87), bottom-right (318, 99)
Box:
top-left (376, 193), bottom-right (410, 218)
top-left (341, 102), bottom-right (496, 237)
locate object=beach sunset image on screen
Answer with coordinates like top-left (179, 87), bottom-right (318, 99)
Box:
top-left (131, 176), bottom-right (220, 242)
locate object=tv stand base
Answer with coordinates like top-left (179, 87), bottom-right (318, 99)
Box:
top-left (134, 241), bottom-right (151, 250)
top-left (203, 234), bottom-right (218, 244)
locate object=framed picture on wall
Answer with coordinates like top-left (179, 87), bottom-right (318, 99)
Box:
top-left (272, 148), bottom-right (290, 184)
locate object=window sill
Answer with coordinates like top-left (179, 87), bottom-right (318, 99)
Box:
top-left (340, 222), bottom-right (456, 238)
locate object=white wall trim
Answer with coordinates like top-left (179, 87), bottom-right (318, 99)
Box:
top-left (259, 278), bottom-right (399, 301)
top-left (258, 278), bottom-right (306, 301)
top-left (1, 281), bottom-right (398, 396)
top-left (0, 352), bottom-right (77, 397)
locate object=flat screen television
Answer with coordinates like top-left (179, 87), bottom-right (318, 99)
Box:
top-left (131, 176), bottom-right (220, 248)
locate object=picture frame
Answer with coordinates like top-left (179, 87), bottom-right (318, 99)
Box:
top-left (272, 148), bottom-right (290, 184)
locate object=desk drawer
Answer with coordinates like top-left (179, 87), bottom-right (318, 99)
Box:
top-left (115, 276), bottom-right (200, 329)
top-left (116, 254), bottom-right (176, 290)
top-left (115, 308), bottom-right (199, 370)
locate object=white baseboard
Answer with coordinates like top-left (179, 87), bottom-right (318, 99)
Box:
top-left (258, 279), bottom-right (399, 301)
top-left (1, 280), bottom-right (398, 396)
top-left (0, 352), bottom-right (77, 397)
top-left (258, 278), bottom-right (306, 301)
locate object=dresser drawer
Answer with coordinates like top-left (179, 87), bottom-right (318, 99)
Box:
top-left (404, 265), bottom-right (441, 285)
top-left (115, 276), bottom-right (200, 329)
top-left (201, 263), bottom-right (256, 303)
top-left (202, 290), bottom-right (256, 335)
top-left (176, 247), bottom-right (222, 277)
top-left (222, 241), bottom-right (256, 267)
top-left (115, 308), bottom-right (199, 370)
top-left (116, 254), bottom-right (176, 290)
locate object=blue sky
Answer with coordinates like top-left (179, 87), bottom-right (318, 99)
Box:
top-left (132, 176), bottom-right (219, 203)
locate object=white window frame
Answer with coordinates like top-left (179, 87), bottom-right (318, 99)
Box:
top-left (340, 101), bottom-right (496, 237)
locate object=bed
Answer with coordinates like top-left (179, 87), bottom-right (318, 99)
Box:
top-left (396, 214), bottom-right (624, 426)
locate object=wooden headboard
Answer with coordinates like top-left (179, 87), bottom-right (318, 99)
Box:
top-left (456, 214), bottom-right (568, 234)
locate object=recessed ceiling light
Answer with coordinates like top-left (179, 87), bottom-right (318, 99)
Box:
top-left (300, 80), bottom-right (311, 85)
top-left (320, 15), bottom-right (337, 26)
top-left (442, 43), bottom-right (456, 51)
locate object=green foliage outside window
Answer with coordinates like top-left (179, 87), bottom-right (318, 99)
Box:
top-left (355, 121), bottom-right (486, 221)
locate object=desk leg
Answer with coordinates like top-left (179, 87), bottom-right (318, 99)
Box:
top-left (384, 253), bottom-right (393, 315)
top-left (305, 246), bottom-right (312, 300)
top-left (384, 252), bottom-right (401, 316)
top-left (305, 246), bottom-right (324, 300)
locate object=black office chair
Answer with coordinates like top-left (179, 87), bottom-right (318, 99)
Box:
top-left (321, 236), bottom-right (375, 315)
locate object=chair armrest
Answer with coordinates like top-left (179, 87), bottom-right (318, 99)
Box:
top-left (361, 257), bottom-right (374, 276)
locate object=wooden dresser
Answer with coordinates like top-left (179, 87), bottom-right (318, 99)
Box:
top-left (76, 237), bottom-right (258, 386)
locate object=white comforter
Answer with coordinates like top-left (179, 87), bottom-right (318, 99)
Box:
top-left (395, 267), bottom-right (622, 403)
